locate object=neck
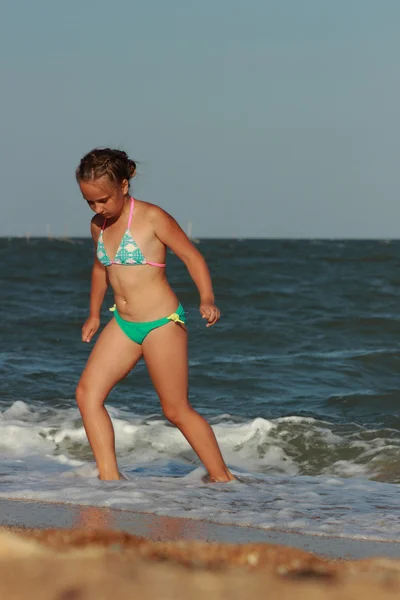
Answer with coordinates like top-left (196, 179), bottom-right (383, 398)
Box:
top-left (107, 195), bottom-right (131, 225)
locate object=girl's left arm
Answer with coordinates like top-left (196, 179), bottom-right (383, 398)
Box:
top-left (151, 207), bottom-right (220, 327)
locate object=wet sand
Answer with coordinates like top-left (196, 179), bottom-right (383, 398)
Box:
top-left (0, 498), bottom-right (399, 560)
top-left (0, 498), bottom-right (400, 599)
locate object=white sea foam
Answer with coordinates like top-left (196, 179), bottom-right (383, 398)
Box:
top-left (0, 400), bottom-right (399, 541)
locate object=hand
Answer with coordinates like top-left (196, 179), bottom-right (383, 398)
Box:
top-left (81, 316), bottom-right (100, 343)
top-left (199, 303), bottom-right (220, 327)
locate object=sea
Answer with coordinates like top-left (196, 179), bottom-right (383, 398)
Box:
top-left (1, 238), bottom-right (400, 541)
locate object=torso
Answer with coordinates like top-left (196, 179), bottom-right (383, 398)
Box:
top-left (92, 199), bottom-right (179, 321)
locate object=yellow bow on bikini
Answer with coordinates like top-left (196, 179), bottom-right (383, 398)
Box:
top-left (109, 304), bottom-right (116, 312)
top-left (167, 312), bottom-right (185, 325)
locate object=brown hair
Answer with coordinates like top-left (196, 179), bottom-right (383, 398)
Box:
top-left (76, 148), bottom-right (136, 187)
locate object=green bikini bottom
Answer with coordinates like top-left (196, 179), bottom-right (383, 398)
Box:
top-left (110, 303), bottom-right (186, 345)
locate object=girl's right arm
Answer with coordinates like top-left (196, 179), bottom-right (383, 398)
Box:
top-left (81, 219), bottom-right (109, 343)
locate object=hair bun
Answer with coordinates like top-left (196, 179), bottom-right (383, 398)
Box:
top-left (128, 159), bottom-right (137, 179)
top-left (76, 148), bottom-right (137, 186)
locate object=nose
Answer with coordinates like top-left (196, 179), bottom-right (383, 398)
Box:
top-left (94, 205), bottom-right (104, 214)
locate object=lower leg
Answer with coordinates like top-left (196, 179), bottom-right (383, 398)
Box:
top-left (78, 398), bottom-right (120, 480)
top-left (166, 406), bottom-right (235, 482)
top-left (143, 323), bottom-right (235, 482)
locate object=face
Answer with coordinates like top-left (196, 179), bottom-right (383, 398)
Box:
top-left (79, 176), bottom-right (129, 219)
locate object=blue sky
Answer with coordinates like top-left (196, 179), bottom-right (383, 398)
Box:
top-left (1, 0), bottom-right (400, 237)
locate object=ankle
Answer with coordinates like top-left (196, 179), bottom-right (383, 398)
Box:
top-left (204, 469), bottom-right (236, 483)
top-left (97, 468), bottom-right (121, 481)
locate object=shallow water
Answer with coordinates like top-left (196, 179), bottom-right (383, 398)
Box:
top-left (1, 238), bottom-right (400, 540)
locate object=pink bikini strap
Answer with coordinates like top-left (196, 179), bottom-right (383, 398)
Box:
top-left (127, 196), bottom-right (134, 229)
top-left (146, 261), bottom-right (166, 268)
top-left (101, 217), bottom-right (107, 231)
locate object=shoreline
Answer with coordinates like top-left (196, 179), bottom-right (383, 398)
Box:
top-left (0, 498), bottom-right (399, 560)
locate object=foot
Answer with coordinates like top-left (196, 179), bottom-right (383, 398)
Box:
top-left (97, 471), bottom-right (124, 481)
top-left (202, 471), bottom-right (237, 483)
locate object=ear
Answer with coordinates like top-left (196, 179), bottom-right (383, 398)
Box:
top-left (121, 179), bottom-right (129, 195)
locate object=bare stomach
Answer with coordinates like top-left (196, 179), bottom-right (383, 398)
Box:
top-left (107, 266), bottom-right (181, 322)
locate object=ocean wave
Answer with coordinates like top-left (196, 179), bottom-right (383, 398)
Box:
top-left (1, 401), bottom-right (399, 483)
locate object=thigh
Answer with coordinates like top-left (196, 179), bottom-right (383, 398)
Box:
top-left (142, 322), bottom-right (189, 409)
top-left (79, 317), bottom-right (143, 398)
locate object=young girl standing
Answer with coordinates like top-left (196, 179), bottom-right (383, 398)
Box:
top-left (75, 148), bottom-right (234, 483)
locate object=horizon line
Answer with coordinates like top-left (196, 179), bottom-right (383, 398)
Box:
top-left (1, 235), bottom-right (399, 242)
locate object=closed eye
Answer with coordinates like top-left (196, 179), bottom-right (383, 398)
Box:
top-left (87, 198), bottom-right (109, 205)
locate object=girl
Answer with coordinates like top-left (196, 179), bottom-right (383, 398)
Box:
top-left (75, 148), bottom-right (235, 483)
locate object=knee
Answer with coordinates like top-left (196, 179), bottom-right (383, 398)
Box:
top-left (75, 380), bottom-right (87, 410)
top-left (75, 379), bottom-right (99, 414)
top-left (162, 402), bottom-right (191, 426)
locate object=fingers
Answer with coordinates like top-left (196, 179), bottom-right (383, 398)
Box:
top-left (81, 326), bottom-right (93, 343)
top-left (208, 307), bottom-right (220, 326)
top-left (81, 323), bottom-right (98, 343)
top-left (86, 329), bottom-right (94, 343)
top-left (201, 306), bottom-right (220, 327)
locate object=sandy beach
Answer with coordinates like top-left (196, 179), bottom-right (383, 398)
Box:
top-left (0, 498), bottom-right (399, 599)
top-left (0, 498), bottom-right (400, 560)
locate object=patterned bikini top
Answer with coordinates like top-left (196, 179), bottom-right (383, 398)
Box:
top-left (96, 197), bottom-right (166, 268)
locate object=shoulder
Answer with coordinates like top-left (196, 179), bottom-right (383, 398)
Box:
top-left (137, 199), bottom-right (175, 223)
top-left (90, 214), bottom-right (103, 241)
top-left (135, 200), bottom-right (191, 251)
top-left (135, 199), bottom-right (174, 226)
